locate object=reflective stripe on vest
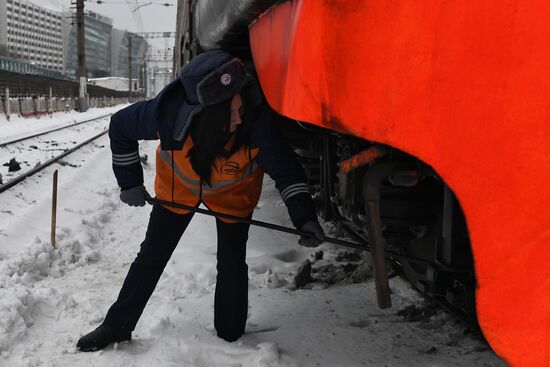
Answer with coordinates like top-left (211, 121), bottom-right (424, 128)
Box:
top-left (158, 149), bottom-right (260, 198)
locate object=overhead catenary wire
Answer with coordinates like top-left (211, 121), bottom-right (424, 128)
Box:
top-left (89, 0), bottom-right (174, 4)
top-left (128, 0), bottom-right (146, 32)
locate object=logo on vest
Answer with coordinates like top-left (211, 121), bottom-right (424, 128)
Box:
top-left (220, 161), bottom-right (240, 175)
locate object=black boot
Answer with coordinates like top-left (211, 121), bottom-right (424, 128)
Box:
top-left (76, 324), bottom-right (131, 352)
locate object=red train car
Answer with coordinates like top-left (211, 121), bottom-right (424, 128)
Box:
top-left (174, 1), bottom-right (550, 366)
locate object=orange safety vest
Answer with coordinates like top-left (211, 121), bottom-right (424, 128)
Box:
top-left (154, 135), bottom-right (264, 222)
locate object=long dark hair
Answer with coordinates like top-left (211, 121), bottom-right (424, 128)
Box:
top-left (187, 95), bottom-right (255, 186)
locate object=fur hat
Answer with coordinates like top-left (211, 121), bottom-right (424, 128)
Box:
top-left (173, 50), bottom-right (262, 141)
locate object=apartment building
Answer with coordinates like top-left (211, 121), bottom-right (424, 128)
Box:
top-left (1, 0), bottom-right (149, 82)
top-left (0, 0), bottom-right (64, 71)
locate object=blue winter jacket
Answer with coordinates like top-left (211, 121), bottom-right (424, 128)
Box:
top-left (108, 79), bottom-right (318, 229)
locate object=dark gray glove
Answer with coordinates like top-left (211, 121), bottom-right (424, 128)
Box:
top-left (298, 220), bottom-right (325, 247)
top-left (120, 185), bottom-right (148, 207)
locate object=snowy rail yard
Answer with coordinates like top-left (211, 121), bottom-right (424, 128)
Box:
top-left (0, 108), bottom-right (506, 366)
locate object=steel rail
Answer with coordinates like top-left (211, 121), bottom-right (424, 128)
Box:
top-left (0, 128), bottom-right (481, 332)
top-left (0, 113), bottom-right (112, 148)
top-left (430, 294), bottom-right (482, 335)
top-left (0, 129), bottom-right (109, 193)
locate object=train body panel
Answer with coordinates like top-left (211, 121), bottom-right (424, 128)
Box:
top-left (248, 1), bottom-right (550, 366)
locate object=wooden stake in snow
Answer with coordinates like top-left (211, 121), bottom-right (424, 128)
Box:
top-left (51, 170), bottom-right (58, 249)
top-left (4, 87), bottom-right (10, 121)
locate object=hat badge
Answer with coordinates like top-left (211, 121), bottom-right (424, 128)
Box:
top-left (221, 73), bottom-right (232, 86)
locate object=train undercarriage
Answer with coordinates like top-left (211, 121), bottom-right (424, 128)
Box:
top-left (279, 119), bottom-right (477, 327)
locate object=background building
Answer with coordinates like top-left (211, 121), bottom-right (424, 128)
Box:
top-left (110, 29), bottom-right (148, 94)
top-left (64, 11), bottom-right (113, 78)
top-left (0, 0), bottom-right (64, 71)
top-left (111, 29), bottom-right (148, 80)
top-left (0, 0), bottom-right (153, 94)
top-left (88, 76), bottom-right (139, 92)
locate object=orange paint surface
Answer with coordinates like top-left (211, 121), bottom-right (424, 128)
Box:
top-left (250, 1), bottom-right (550, 366)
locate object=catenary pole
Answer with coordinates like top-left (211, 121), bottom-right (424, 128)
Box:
top-left (128, 35), bottom-right (132, 102)
top-left (76, 0), bottom-right (88, 112)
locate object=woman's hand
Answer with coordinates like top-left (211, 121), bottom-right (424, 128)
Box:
top-left (120, 185), bottom-right (149, 207)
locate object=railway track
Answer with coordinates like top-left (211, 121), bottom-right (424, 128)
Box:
top-left (0, 113), bottom-right (112, 148)
top-left (337, 216), bottom-right (482, 335)
top-left (0, 112), bottom-right (482, 338)
top-left (0, 114), bottom-right (111, 193)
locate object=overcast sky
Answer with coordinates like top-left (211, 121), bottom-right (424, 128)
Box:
top-left (30, 0), bottom-right (178, 51)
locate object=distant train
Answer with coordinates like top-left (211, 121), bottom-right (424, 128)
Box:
top-left (172, 1), bottom-right (550, 366)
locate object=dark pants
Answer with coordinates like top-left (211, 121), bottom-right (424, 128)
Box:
top-left (103, 204), bottom-right (250, 342)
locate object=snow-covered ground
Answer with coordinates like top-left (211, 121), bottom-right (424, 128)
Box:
top-left (0, 106), bottom-right (126, 144)
top-left (0, 116), bottom-right (110, 187)
top-left (0, 107), bottom-right (507, 366)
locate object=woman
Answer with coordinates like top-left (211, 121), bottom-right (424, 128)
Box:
top-left (76, 50), bottom-right (325, 351)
